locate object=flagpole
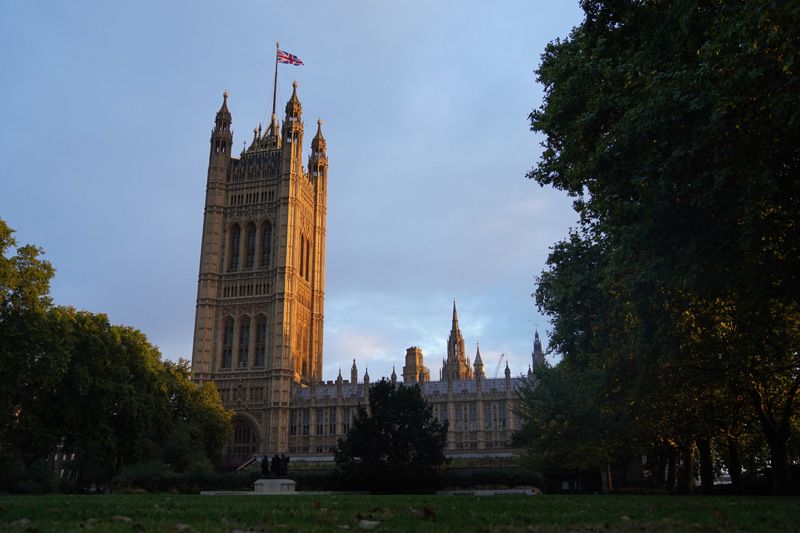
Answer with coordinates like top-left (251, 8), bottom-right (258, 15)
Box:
top-left (271, 41), bottom-right (279, 117)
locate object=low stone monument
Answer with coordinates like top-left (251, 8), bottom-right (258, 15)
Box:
top-left (253, 478), bottom-right (296, 493)
top-left (253, 454), bottom-right (294, 493)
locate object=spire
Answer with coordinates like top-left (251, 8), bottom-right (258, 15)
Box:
top-left (351, 358), bottom-right (358, 384)
top-left (213, 91), bottom-right (231, 133)
top-left (505, 360), bottom-right (511, 379)
top-left (445, 300), bottom-right (470, 381)
top-left (216, 91), bottom-right (231, 120)
top-left (309, 118), bottom-right (328, 181)
top-left (336, 368), bottom-right (343, 383)
top-left (364, 366), bottom-right (370, 383)
top-left (285, 80), bottom-right (302, 117)
top-left (211, 91), bottom-right (232, 157)
top-left (474, 342), bottom-right (484, 382)
top-left (282, 81), bottom-right (303, 157)
top-left (533, 328), bottom-right (546, 368)
top-left (268, 113), bottom-right (279, 136)
top-left (391, 366), bottom-right (397, 385)
top-left (312, 119), bottom-right (326, 146)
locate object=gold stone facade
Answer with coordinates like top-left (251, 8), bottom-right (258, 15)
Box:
top-left (191, 88), bottom-right (541, 465)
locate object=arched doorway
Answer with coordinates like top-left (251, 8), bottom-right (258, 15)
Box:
top-left (224, 417), bottom-right (258, 470)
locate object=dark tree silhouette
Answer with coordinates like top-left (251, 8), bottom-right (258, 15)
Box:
top-left (335, 379), bottom-right (447, 493)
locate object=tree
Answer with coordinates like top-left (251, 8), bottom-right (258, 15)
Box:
top-left (161, 359), bottom-right (231, 471)
top-left (0, 219), bottom-right (67, 489)
top-left (335, 380), bottom-right (447, 493)
top-left (527, 1), bottom-right (800, 494)
top-left (0, 218), bottom-right (232, 492)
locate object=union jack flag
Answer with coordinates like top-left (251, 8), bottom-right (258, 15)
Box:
top-left (277, 50), bottom-right (303, 66)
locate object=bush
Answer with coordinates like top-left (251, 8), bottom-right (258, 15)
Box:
top-left (112, 462), bottom-right (260, 494)
top-left (0, 457), bottom-right (59, 494)
top-left (442, 467), bottom-right (544, 490)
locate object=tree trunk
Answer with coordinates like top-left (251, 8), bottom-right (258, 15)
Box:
top-left (764, 428), bottom-right (793, 495)
top-left (726, 436), bottom-right (743, 494)
top-left (679, 442), bottom-right (696, 494)
top-left (600, 463), bottom-right (614, 492)
top-left (697, 436), bottom-right (714, 495)
top-left (656, 450), bottom-right (667, 488)
top-left (666, 445), bottom-right (678, 493)
top-left (752, 392), bottom-right (796, 495)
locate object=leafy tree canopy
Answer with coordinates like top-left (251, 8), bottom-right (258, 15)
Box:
top-left (0, 218), bottom-right (231, 492)
top-left (523, 1), bottom-right (800, 494)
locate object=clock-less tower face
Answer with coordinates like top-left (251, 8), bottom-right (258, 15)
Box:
top-left (190, 85), bottom-right (328, 463)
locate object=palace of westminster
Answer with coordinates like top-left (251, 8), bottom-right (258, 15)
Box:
top-left (190, 85), bottom-right (546, 466)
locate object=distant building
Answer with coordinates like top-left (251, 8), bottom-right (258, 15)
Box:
top-left (190, 86), bottom-right (543, 467)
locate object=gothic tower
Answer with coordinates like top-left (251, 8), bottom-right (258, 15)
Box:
top-left (191, 84), bottom-right (327, 460)
top-left (532, 329), bottom-right (546, 368)
top-left (442, 301), bottom-right (474, 381)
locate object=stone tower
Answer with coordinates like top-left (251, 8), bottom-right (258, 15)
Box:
top-left (402, 346), bottom-right (430, 385)
top-left (442, 301), bottom-right (474, 381)
top-left (191, 84), bottom-right (327, 459)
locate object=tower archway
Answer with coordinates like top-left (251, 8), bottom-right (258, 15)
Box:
top-left (224, 414), bottom-right (260, 470)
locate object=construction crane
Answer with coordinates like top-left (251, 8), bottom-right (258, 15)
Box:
top-left (494, 353), bottom-right (505, 378)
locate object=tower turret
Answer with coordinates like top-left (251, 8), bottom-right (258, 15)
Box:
top-left (309, 119), bottom-right (327, 176)
top-left (351, 359), bottom-right (358, 384)
top-left (473, 342), bottom-right (485, 384)
top-left (282, 81), bottom-right (304, 162)
top-left (191, 91), bottom-right (233, 379)
top-left (403, 346), bottom-right (430, 384)
top-left (211, 91), bottom-right (232, 162)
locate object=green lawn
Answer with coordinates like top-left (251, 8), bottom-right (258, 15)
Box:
top-left (1, 494), bottom-right (797, 531)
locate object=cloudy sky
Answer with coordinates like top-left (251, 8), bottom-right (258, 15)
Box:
top-left (1, 1), bottom-right (583, 381)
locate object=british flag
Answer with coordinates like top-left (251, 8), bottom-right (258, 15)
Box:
top-left (277, 50), bottom-right (303, 66)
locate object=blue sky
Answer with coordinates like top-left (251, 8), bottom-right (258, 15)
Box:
top-left (0, 1), bottom-right (583, 381)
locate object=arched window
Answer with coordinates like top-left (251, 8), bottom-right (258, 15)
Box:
top-left (229, 225), bottom-right (241, 271)
top-left (305, 239), bottom-right (311, 279)
top-left (228, 420), bottom-right (257, 466)
top-left (255, 315), bottom-right (268, 367)
top-left (221, 317), bottom-right (234, 369)
top-left (245, 223), bottom-right (256, 268)
top-left (260, 222), bottom-right (272, 267)
top-left (238, 316), bottom-right (250, 368)
top-left (299, 235), bottom-right (305, 278)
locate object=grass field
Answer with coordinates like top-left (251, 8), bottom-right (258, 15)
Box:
top-left (1, 494), bottom-right (797, 531)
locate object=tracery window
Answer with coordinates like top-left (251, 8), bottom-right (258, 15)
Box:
top-left (255, 315), bottom-right (267, 368)
top-left (305, 239), bottom-right (311, 279)
top-left (329, 409), bottom-right (337, 435)
top-left (229, 224), bottom-right (241, 271)
top-left (245, 223), bottom-right (256, 268)
top-left (238, 316), bottom-right (250, 368)
top-left (343, 407), bottom-right (351, 434)
top-left (221, 317), bottom-right (234, 369)
top-left (260, 222), bottom-right (272, 267)
top-left (230, 421), bottom-right (255, 458)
